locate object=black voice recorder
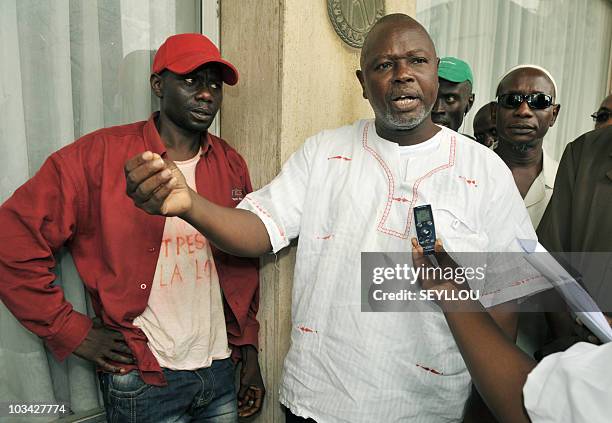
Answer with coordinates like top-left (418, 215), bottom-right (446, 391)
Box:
top-left (413, 204), bottom-right (436, 255)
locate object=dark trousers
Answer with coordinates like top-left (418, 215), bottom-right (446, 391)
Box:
top-left (99, 358), bottom-right (237, 423)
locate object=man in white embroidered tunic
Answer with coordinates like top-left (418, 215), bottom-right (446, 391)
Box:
top-left (124, 14), bottom-right (549, 423)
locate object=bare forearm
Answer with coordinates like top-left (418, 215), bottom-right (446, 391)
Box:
top-left (441, 299), bottom-right (535, 423)
top-left (182, 191), bottom-right (271, 257)
top-left (411, 241), bottom-right (534, 422)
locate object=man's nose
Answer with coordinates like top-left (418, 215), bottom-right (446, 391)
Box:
top-left (195, 85), bottom-right (214, 101)
top-left (514, 100), bottom-right (533, 117)
top-left (394, 61), bottom-right (415, 83)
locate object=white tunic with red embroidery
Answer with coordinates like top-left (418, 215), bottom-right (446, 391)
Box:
top-left (238, 120), bottom-right (549, 423)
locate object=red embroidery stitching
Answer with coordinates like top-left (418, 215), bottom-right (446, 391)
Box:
top-left (361, 121), bottom-right (395, 235)
top-left (416, 364), bottom-right (444, 375)
top-left (328, 155), bottom-right (352, 161)
top-left (403, 138), bottom-right (456, 237)
top-left (362, 121), bottom-right (456, 239)
top-left (297, 325), bottom-right (317, 334)
top-left (458, 176), bottom-right (478, 187)
top-left (480, 275), bottom-right (547, 297)
top-left (244, 197), bottom-right (286, 241)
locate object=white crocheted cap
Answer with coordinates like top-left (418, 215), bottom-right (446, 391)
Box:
top-left (496, 64), bottom-right (558, 100)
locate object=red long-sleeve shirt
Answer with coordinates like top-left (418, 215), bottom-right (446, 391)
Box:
top-left (0, 113), bottom-right (259, 386)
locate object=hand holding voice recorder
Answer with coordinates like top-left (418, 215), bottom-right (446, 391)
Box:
top-left (413, 204), bottom-right (436, 255)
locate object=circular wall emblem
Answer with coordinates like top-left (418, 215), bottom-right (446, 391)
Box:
top-left (327, 0), bottom-right (385, 48)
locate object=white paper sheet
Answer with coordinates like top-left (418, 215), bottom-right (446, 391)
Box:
top-left (519, 239), bottom-right (612, 343)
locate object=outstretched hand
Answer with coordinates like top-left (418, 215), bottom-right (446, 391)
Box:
top-left (124, 151), bottom-right (192, 216)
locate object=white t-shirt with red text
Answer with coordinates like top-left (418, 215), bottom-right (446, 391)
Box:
top-left (134, 150), bottom-right (230, 369)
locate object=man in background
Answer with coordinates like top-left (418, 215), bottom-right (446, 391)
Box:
top-left (494, 64), bottom-right (560, 229)
top-left (473, 102), bottom-right (498, 149)
top-left (538, 125), bottom-right (612, 252)
top-left (431, 56), bottom-right (475, 134)
top-left (494, 64), bottom-right (561, 361)
top-left (537, 125), bottom-right (612, 344)
top-left (591, 93), bottom-right (612, 129)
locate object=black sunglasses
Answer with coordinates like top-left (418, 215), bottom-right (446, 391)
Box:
top-left (497, 93), bottom-right (554, 110)
top-left (591, 110), bottom-right (611, 123)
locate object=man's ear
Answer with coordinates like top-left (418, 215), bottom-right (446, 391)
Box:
top-left (549, 104), bottom-right (561, 127)
top-left (150, 73), bottom-right (163, 99)
top-left (491, 102), bottom-right (497, 124)
top-left (465, 93), bottom-right (475, 115)
top-left (356, 70), bottom-right (368, 99)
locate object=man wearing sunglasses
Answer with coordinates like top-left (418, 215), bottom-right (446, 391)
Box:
top-left (494, 65), bottom-right (560, 230)
top-left (592, 94), bottom-right (612, 130)
top-left (494, 65), bottom-right (561, 361)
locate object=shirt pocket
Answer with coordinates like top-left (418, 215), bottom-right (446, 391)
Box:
top-left (432, 205), bottom-right (487, 252)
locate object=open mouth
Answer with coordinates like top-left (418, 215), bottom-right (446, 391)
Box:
top-left (391, 94), bottom-right (420, 110)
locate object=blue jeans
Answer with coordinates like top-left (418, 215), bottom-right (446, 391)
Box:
top-left (99, 358), bottom-right (237, 423)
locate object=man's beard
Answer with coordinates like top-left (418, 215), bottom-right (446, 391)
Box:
top-left (509, 140), bottom-right (537, 154)
top-left (383, 102), bottom-right (433, 131)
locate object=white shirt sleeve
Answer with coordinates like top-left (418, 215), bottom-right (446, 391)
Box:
top-left (237, 138), bottom-right (313, 254)
top-left (524, 342), bottom-right (612, 423)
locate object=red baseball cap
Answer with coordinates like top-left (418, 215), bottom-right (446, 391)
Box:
top-left (152, 33), bottom-right (239, 85)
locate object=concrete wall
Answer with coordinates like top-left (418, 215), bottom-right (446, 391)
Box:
top-left (220, 1), bottom-right (415, 421)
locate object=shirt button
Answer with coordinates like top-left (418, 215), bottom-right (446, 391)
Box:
top-left (140, 283), bottom-right (147, 289)
top-left (148, 247), bottom-right (156, 252)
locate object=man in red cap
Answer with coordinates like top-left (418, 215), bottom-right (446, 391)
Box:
top-left (0, 33), bottom-right (263, 422)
